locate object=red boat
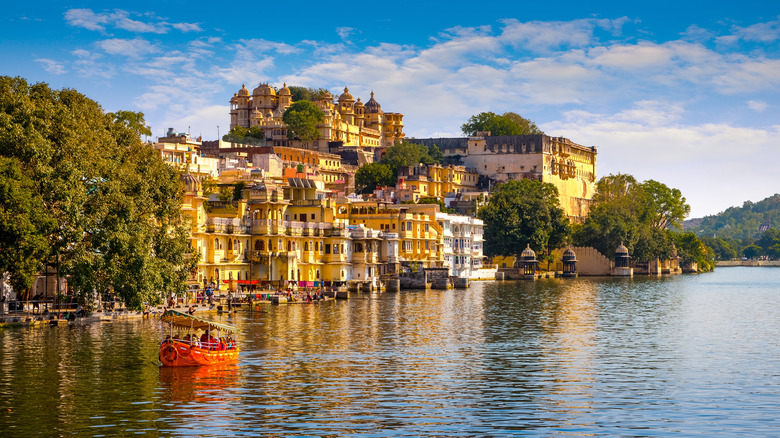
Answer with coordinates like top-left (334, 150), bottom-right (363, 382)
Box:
top-left (158, 310), bottom-right (240, 367)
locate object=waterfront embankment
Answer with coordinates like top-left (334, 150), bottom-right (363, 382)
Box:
top-left (716, 260), bottom-right (780, 267)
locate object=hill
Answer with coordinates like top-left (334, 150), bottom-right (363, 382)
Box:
top-left (683, 194), bottom-right (780, 240)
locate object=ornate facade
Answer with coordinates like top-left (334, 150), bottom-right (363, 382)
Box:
top-left (229, 84), bottom-right (404, 153)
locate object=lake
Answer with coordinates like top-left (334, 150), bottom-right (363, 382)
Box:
top-left (1, 267), bottom-right (778, 436)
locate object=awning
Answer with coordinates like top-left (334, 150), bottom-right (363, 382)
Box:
top-left (161, 310), bottom-right (240, 333)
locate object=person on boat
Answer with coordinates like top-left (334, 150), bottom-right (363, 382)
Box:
top-left (200, 329), bottom-right (218, 350)
top-left (188, 306), bottom-right (195, 315)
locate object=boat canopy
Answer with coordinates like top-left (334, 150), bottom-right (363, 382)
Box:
top-left (161, 310), bottom-right (240, 333)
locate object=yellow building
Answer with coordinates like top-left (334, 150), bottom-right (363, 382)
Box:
top-left (336, 201), bottom-right (445, 270)
top-left (229, 84), bottom-right (404, 153)
top-left (396, 163), bottom-right (479, 202)
top-left (180, 173), bottom-right (251, 291)
top-left (412, 134), bottom-right (598, 222)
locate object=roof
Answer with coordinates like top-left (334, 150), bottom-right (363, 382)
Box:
top-left (287, 177), bottom-right (316, 188)
top-left (161, 310), bottom-right (240, 333)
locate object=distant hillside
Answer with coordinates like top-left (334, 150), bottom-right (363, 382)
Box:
top-left (684, 194), bottom-right (780, 240)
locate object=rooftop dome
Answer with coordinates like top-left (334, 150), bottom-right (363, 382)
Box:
top-left (237, 84), bottom-right (249, 96)
top-left (365, 91), bottom-right (382, 113)
top-left (355, 97), bottom-right (364, 107)
top-left (521, 244), bottom-right (537, 261)
top-left (320, 90), bottom-right (333, 101)
top-left (339, 86), bottom-right (354, 102)
top-left (615, 243), bottom-right (629, 256)
top-left (562, 247), bottom-right (577, 261)
top-left (253, 83), bottom-right (276, 96)
top-left (180, 173), bottom-right (201, 193)
top-left (278, 82), bottom-right (291, 95)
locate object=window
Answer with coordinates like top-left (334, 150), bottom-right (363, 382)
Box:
top-left (311, 214), bottom-right (315, 220)
top-left (325, 244), bottom-right (331, 254)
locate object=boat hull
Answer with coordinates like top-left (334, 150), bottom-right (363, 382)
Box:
top-left (159, 340), bottom-right (239, 367)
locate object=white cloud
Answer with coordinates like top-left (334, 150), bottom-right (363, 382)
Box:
top-left (64, 8), bottom-right (202, 34)
top-left (500, 18), bottom-right (628, 51)
top-left (98, 38), bottom-right (159, 58)
top-left (542, 103), bottom-right (780, 217)
top-left (748, 100), bottom-right (768, 111)
top-left (160, 105), bottom-right (228, 140)
top-left (36, 58), bottom-right (67, 75)
top-left (170, 22), bottom-right (203, 32)
top-left (64, 9), bottom-right (110, 32)
top-left (237, 39), bottom-right (301, 55)
top-left (337, 27), bottom-right (356, 41)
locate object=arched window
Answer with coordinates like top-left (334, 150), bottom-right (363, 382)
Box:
top-left (316, 270), bottom-right (320, 279)
top-left (215, 268), bottom-right (220, 280)
top-left (255, 240), bottom-right (264, 251)
top-left (287, 241), bottom-right (291, 251)
top-left (228, 239), bottom-right (233, 250)
top-left (304, 242), bottom-right (309, 251)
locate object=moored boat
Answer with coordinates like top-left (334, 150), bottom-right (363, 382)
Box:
top-left (158, 310), bottom-right (240, 367)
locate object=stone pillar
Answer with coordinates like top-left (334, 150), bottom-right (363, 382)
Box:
top-left (386, 279), bottom-right (400, 292)
top-left (454, 278), bottom-right (469, 289)
top-left (432, 278), bottom-right (449, 289)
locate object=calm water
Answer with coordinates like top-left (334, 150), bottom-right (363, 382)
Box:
top-left (1, 267), bottom-right (779, 436)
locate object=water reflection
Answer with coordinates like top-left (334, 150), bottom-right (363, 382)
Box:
top-left (1, 268), bottom-right (779, 436)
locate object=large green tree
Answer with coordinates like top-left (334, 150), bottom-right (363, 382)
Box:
top-left (380, 140), bottom-right (442, 177)
top-left (282, 100), bottom-right (325, 142)
top-left (355, 162), bottom-right (395, 194)
top-left (0, 76), bottom-right (196, 308)
top-left (222, 125), bottom-right (264, 145)
top-left (288, 86), bottom-right (330, 102)
top-left (573, 173), bottom-right (712, 269)
top-left (0, 157), bottom-right (55, 294)
top-left (461, 111), bottom-right (543, 136)
top-left (477, 179), bottom-right (570, 261)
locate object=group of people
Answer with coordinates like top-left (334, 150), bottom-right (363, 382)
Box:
top-left (163, 329), bottom-right (236, 351)
top-left (278, 288), bottom-right (325, 303)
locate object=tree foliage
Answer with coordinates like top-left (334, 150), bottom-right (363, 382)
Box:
top-left (418, 197), bottom-right (457, 214)
top-left (0, 76), bottom-right (196, 308)
top-left (110, 110), bottom-right (152, 138)
top-left (355, 162), bottom-right (394, 194)
top-left (282, 100), bottom-right (325, 142)
top-left (461, 111), bottom-right (543, 137)
top-left (288, 86), bottom-right (331, 102)
top-left (477, 179), bottom-right (570, 260)
top-left (222, 125), bottom-right (264, 145)
top-left (380, 141), bottom-right (442, 177)
top-left (685, 194), bottom-right (780, 240)
top-left (0, 157), bottom-right (55, 293)
top-left (573, 173), bottom-right (711, 269)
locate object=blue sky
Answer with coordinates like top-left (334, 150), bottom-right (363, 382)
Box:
top-left (2, 1), bottom-right (779, 218)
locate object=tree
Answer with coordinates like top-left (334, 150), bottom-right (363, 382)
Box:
top-left (638, 180), bottom-right (690, 230)
top-left (0, 157), bottom-right (55, 294)
top-left (288, 86), bottom-right (330, 102)
top-left (743, 244), bottom-right (762, 259)
top-left (461, 111), bottom-right (543, 136)
top-left (418, 197), bottom-right (457, 214)
top-left (673, 232), bottom-right (715, 272)
top-left (232, 182), bottom-right (247, 202)
top-left (110, 110), bottom-right (152, 138)
top-left (0, 76), bottom-right (196, 309)
top-left (222, 125), bottom-right (264, 145)
top-left (573, 174), bottom-right (692, 262)
top-left (477, 179), bottom-right (570, 260)
top-left (380, 140), bottom-right (441, 177)
top-left (758, 228), bottom-right (780, 253)
top-left (282, 100), bottom-right (324, 142)
top-left (355, 162), bottom-right (394, 194)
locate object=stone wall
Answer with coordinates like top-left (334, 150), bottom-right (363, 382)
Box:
top-left (551, 246), bottom-right (612, 276)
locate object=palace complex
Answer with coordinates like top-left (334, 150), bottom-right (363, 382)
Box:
top-left (412, 133), bottom-right (598, 222)
top-left (229, 83), bottom-right (404, 153)
top-left (154, 83), bottom-right (600, 291)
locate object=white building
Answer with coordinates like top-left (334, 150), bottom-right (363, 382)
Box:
top-left (437, 213), bottom-right (493, 279)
